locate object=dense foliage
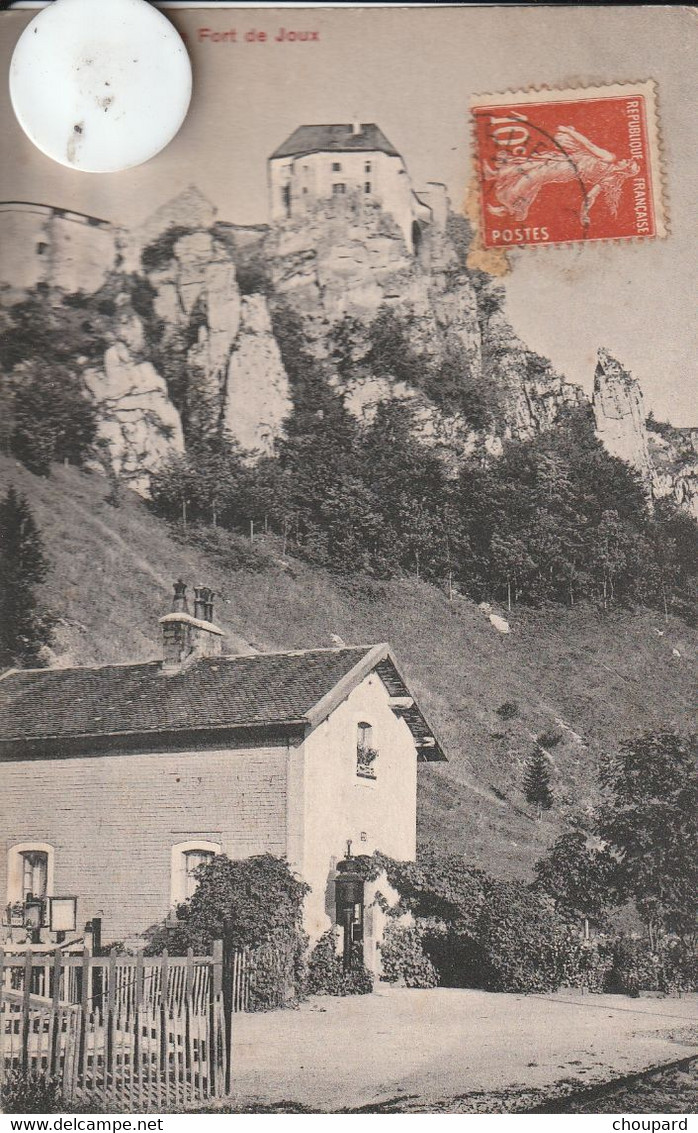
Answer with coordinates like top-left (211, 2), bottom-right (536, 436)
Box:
top-left (596, 731), bottom-right (698, 938)
top-left (374, 851), bottom-right (567, 993)
top-left (149, 327), bottom-right (698, 617)
top-left (0, 487), bottom-right (53, 669)
top-left (305, 930), bottom-right (374, 996)
top-left (533, 730), bottom-right (697, 984)
top-left (2, 285), bottom-right (696, 619)
top-left (533, 829), bottom-right (620, 927)
top-left (145, 854), bottom-right (308, 1009)
top-left (0, 290), bottom-right (110, 475)
top-left (1, 1070), bottom-right (64, 1114)
top-left (378, 922), bottom-right (438, 988)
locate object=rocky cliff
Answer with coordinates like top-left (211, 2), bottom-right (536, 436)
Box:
top-left (593, 349), bottom-right (698, 519)
top-left (0, 186), bottom-right (695, 509)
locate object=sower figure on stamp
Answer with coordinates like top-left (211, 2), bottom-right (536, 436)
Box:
top-left (485, 124), bottom-right (640, 227)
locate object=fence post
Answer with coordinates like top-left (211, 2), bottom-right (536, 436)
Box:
top-left (0, 946), bottom-right (5, 1086)
top-left (222, 918), bottom-right (234, 1095)
top-left (160, 950), bottom-right (169, 1110)
top-left (134, 950), bottom-right (144, 1110)
top-left (22, 948), bottom-right (32, 1074)
top-left (184, 949), bottom-right (194, 1106)
top-left (106, 950), bottom-right (116, 1088)
top-left (50, 948), bottom-right (62, 1078)
top-left (210, 939), bottom-right (223, 1097)
top-left (77, 947), bottom-right (90, 1098)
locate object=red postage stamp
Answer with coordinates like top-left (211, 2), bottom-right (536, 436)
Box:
top-left (471, 82), bottom-right (666, 249)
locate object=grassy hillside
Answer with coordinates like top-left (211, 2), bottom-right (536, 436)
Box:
top-left (1, 455), bottom-right (695, 878)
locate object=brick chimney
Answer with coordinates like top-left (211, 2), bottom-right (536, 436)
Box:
top-left (160, 581), bottom-right (224, 671)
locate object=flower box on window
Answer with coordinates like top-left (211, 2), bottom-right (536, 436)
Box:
top-left (357, 746), bottom-right (379, 779)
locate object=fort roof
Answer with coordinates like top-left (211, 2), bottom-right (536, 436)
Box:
top-left (270, 124), bottom-right (400, 161)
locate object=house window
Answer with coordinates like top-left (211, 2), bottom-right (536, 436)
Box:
top-left (332, 162), bottom-right (342, 172)
top-left (365, 162), bottom-right (372, 173)
top-left (22, 852), bottom-right (48, 901)
top-left (364, 182), bottom-right (372, 194)
top-left (332, 183), bottom-right (346, 196)
top-left (7, 842), bottom-right (55, 906)
top-left (170, 840), bottom-right (220, 906)
top-left (357, 722), bottom-right (378, 779)
top-left (184, 850), bottom-right (215, 899)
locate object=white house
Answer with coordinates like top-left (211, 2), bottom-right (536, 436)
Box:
top-left (268, 122), bottom-right (444, 254)
top-left (0, 583), bottom-right (446, 971)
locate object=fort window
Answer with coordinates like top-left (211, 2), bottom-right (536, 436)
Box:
top-left (332, 183), bottom-right (347, 196)
top-left (365, 162), bottom-right (372, 173)
top-left (36, 242), bottom-right (48, 256)
top-left (412, 220), bottom-right (423, 257)
top-left (364, 182), bottom-right (372, 194)
top-left (332, 162), bottom-right (342, 172)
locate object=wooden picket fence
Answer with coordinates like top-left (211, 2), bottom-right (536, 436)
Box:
top-left (0, 942), bottom-right (263, 1110)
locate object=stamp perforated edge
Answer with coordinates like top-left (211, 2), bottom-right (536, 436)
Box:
top-left (467, 79), bottom-right (668, 255)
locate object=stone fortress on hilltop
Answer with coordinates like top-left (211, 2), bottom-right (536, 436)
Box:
top-left (268, 121), bottom-right (448, 255)
top-left (0, 123), bottom-right (696, 515)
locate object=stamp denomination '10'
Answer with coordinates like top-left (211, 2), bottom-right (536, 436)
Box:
top-left (471, 82), bottom-right (666, 249)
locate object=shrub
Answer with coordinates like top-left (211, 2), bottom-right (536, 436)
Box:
top-left (601, 935), bottom-right (655, 997)
top-left (599, 934), bottom-right (698, 997)
top-left (379, 922), bottom-right (438, 988)
top-left (144, 854), bottom-right (308, 1010)
top-left (555, 933), bottom-right (613, 993)
top-left (537, 728), bottom-right (563, 749)
top-left (141, 225), bottom-right (190, 273)
top-left (470, 880), bottom-right (564, 993)
top-left (1, 1070), bottom-right (64, 1113)
top-left (305, 930), bottom-right (374, 996)
top-left (496, 701), bottom-right (519, 720)
top-left (235, 257), bottom-right (269, 296)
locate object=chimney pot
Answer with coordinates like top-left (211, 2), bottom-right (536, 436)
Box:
top-left (172, 580), bottom-right (189, 613)
top-left (194, 586), bottom-right (215, 623)
top-left (351, 120), bottom-right (362, 137)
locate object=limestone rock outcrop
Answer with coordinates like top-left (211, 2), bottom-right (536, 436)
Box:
top-left (85, 341), bottom-right (185, 497)
top-left (592, 348), bottom-right (698, 518)
top-left (269, 199), bottom-right (585, 454)
top-left (592, 348), bottom-right (653, 479)
top-left (223, 296), bottom-right (292, 454)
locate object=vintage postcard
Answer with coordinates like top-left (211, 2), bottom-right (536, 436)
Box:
top-left (0, 4), bottom-right (696, 1119)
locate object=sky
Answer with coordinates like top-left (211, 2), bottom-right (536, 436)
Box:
top-left (0, 5), bottom-right (695, 424)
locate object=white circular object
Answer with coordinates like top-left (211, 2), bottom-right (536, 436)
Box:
top-left (9, 0), bottom-right (192, 173)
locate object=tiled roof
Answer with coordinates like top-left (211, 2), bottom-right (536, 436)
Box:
top-left (270, 124), bottom-right (400, 160)
top-left (0, 648), bottom-right (373, 744)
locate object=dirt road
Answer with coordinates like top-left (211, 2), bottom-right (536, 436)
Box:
top-left (225, 987), bottom-right (698, 1113)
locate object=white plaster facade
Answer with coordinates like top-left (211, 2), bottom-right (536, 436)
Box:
top-left (288, 669), bottom-right (419, 950)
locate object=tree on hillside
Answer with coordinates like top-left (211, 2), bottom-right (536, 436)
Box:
top-left (596, 731), bottom-right (698, 941)
top-left (0, 487), bottom-right (53, 669)
top-left (523, 747), bottom-right (554, 820)
top-left (5, 361), bottom-right (98, 477)
top-left (533, 828), bottom-right (621, 929)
